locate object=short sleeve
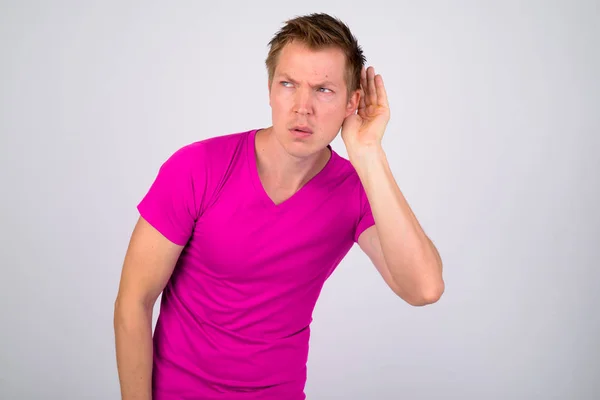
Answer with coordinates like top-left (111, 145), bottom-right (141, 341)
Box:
top-left (353, 181), bottom-right (375, 243)
top-left (137, 145), bottom-right (203, 246)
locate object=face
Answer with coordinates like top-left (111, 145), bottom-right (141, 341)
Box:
top-left (268, 41), bottom-right (360, 158)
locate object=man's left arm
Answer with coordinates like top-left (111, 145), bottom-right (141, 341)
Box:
top-left (354, 146), bottom-right (444, 306)
top-left (342, 66), bottom-right (444, 306)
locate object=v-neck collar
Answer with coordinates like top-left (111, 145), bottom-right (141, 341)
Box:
top-left (246, 128), bottom-right (337, 210)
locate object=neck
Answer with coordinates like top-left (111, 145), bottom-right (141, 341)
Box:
top-left (254, 127), bottom-right (331, 192)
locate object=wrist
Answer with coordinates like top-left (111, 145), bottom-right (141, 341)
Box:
top-left (349, 144), bottom-right (387, 177)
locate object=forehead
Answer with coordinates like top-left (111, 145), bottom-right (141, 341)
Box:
top-left (275, 41), bottom-right (347, 83)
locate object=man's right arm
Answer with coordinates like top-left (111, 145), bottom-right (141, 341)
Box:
top-left (113, 216), bottom-right (185, 400)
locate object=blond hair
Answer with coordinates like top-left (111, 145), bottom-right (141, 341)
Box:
top-left (265, 13), bottom-right (366, 95)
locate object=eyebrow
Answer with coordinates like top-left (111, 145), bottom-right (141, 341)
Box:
top-left (277, 73), bottom-right (338, 88)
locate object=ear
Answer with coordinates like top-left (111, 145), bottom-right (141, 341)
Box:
top-left (345, 89), bottom-right (361, 118)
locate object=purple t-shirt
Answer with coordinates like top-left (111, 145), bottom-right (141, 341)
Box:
top-left (137, 128), bottom-right (375, 399)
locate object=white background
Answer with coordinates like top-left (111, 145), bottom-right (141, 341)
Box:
top-left (1, 1), bottom-right (598, 399)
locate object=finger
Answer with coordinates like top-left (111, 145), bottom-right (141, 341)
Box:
top-left (360, 66), bottom-right (369, 106)
top-left (357, 88), bottom-right (367, 116)
top-left (367, 66), bottom-right (377, 106)
top-left (375, 74), bottom-right (388, 107)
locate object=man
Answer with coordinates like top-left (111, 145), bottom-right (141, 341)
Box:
top-left (114, 12), bottom-right (444, 400)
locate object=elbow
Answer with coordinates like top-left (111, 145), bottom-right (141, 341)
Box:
top-left (113, 294), bottom-right (153, 331)
top-left (113, 296), bottom-right (128, 329)
top-left (409, 285), bottom-right (444, 306)
top-left (400, 278), bottom-right (445, 307)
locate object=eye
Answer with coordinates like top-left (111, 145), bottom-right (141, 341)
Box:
top-left (280, 81), bottom-right (293, 87)
top-left (318, 87), bottom-right (333, 93)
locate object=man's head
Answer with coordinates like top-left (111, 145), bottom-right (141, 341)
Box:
top-left (264, 13), bottom-right (366, 157)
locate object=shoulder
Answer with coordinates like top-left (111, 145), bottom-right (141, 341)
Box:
top-left (328, 149), bottom-right (362, 186)
top-left (163, 129), bottom-right (253, 170)
top-left (329, 150), bottom-right (371, 208)
top-left (191, 129), bottom-right (251, 153)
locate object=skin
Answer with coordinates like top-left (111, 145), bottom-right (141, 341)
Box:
top-left (257, 40), bottom-right (444, 305)
top-left (254, 40), bottom-right (360, 202)
top-left (114, 38), bottom-right (444, 400)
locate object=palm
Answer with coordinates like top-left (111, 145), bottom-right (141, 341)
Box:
top-left (341, 66), bottom-right (390, 150)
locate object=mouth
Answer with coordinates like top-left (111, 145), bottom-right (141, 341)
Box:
top-left (290, 126), bottom-right (313, 136)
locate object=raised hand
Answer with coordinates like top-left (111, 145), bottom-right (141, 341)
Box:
top-left (341, 66), bottom-right (391, 160)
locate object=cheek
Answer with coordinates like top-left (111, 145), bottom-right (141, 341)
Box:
top-left (320, 102), bottom-right (349, 121)
top-left (271, 94), bottom-right (292, 114)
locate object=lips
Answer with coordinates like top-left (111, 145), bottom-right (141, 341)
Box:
top-left (291, 125), bottom-right (313, 134)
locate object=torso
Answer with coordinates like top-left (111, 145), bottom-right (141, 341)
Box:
top-left (148, 128), bottom-right (371, 399)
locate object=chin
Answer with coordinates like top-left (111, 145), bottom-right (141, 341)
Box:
top-left (282, 141), bottom-right (317, 159)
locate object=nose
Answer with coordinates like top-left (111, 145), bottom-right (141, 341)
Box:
top-left (293, 87), bottom-right (312, 115)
